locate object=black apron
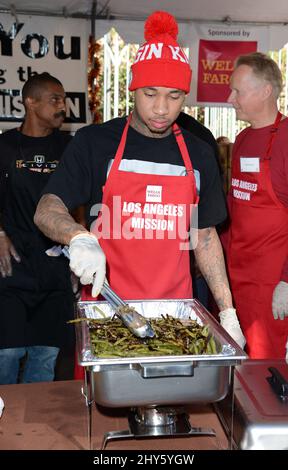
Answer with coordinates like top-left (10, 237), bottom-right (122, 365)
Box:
top-left (0, 131), bottom-right (74, 348)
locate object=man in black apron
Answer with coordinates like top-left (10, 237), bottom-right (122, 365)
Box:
top-left (0, 73), bottom-right (74, 384)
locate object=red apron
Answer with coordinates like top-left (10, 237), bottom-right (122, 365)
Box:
top-left (75, 116), bottom-right (198, 378)
top-left (227, 112), bottom-right (288, 358)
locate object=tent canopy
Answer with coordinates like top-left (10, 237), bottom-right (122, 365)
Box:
top-left (1, 0), bottom-right (288, 24)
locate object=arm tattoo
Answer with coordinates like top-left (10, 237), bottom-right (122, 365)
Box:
top-left (34, 194), bottom-right (87, 245)
top-left (194, 227), bottom-right (233, 311)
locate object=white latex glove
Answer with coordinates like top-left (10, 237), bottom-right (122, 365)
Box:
top-left (219, 307), bottom-right (246, 349)
top-left (272, 281), bottom-right (288, 320)
top-left (0, 396), bottom-right (4, 418)
top-left (70, 271), bottom-right (81, 298)
top-left (68, 233), bottom-right (106, 297)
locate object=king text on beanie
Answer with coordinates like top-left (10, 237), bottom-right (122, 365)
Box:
top-left (129, 11), bottom-right (192, 93)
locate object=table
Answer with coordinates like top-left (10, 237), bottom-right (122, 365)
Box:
top-left (0, 380), bottom-right (228, 450)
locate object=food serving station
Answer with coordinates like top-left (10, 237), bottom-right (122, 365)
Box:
top-left (76, 299), bottom-right (247, 449)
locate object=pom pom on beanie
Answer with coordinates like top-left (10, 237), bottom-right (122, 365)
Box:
top-left (129, 11), bottom-right (192, 93)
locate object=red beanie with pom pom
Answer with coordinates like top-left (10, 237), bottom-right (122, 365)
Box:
top-left (129, 11), bottom-right (192, 93)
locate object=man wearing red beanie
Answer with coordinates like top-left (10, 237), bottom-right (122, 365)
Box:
top-left (35, 11), bottom-right (245, 349)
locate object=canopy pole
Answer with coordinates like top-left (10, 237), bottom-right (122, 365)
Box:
top-left (91, 0), bottom-right (97, 38)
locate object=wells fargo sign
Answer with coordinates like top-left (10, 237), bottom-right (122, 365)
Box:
top-left (197, 39), bottom-right (257, 103)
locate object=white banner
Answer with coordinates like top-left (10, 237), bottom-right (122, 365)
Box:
top-left (186, 23), bottom-right (269, 106)
top-left (0, 13), bottom-right (90, 131)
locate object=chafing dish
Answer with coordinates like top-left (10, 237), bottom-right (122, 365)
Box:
top-left (216, 360), bottom-right (288, 450)
top-left (76, 299), bottom-right (247, 449)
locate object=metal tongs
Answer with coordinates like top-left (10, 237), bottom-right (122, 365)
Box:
top-left (61, 247), bottom-right (153, 338)
top-left (101, 281), bottom-right (155, 338)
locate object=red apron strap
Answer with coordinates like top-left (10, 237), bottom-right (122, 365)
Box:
top-left (172, 123), bottom-right (199, 203)
top-left (265, 111), bottom-right (282, 159)
top-left (172, 123), bottom-right (193, 173)
top-left (108, 115), bottom-right (132, 178)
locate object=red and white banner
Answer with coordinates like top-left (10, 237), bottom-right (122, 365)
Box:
top-left (187, 23), bottom-right (269, 106)
top-left (197, 39), bottom-right (257, 103)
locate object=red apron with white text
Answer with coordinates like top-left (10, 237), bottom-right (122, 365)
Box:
top-left (96, 117), bottom-right (198, 299)
top-left (227, 113), bottom-right (288, 358)
top-left (75, 117), bottom-right (198, 378)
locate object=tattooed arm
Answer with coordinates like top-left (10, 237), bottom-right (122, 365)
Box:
top-left (194, 226), bottom-right (232, 311)
top-left (34, 194), bottom-right (87, 245)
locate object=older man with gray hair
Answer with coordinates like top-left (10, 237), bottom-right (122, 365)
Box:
top-left (226, 52), bottom-right (288, 358)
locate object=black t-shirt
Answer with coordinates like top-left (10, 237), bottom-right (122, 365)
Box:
top-left (43, 117), bottom-right (226, 229)
top-left (0, 128), bottom-right (72, 233)
top-left (176, 112), bottom-right (221, 172)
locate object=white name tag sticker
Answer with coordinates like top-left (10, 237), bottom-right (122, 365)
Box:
top-left (240, 157), bottom-right (260, 173)
top-left (146, 185), bottom-right (162, 202)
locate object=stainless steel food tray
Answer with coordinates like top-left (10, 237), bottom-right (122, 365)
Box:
top-left (76, 299), bottom-right (247, 407)
top-left (216, 360), bottom-right (288, 450)
top-left (76, 299), bottom-right (246, 366)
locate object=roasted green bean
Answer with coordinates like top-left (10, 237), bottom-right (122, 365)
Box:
top-left (78, 314), bottom-right (219, 358)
